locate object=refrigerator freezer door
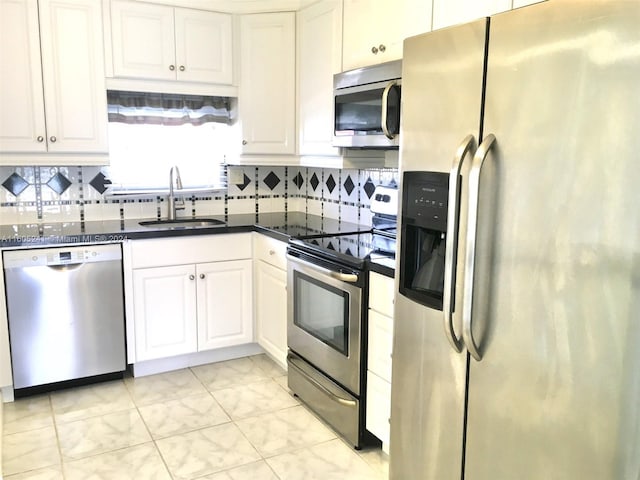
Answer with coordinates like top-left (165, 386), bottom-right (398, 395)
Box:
top-left (465, 2), bottom-right (640, 479)
top-left (389, 18), bottom-right (488, 480)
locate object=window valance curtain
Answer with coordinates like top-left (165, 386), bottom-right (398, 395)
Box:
top-left (107, 90), bottom-right (232, 126)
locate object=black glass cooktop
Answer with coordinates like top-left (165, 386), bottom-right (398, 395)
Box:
top-left (289, 231), bottom-right (396, 268)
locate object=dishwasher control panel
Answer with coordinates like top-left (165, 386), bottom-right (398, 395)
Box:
top-left (3, 244), bottom-right (122, 268)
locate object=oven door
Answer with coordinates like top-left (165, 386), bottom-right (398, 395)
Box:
top-left (286, 251), bottom-right (362, 395)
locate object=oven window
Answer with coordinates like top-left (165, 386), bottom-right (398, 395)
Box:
top-left (293, 271), bottom-right (349, 355)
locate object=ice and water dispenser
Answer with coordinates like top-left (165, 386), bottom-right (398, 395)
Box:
top-left (399, 171), bottom-right (450, 311)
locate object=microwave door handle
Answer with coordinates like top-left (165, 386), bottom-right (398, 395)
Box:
top-left (381, 80), bottom-right (399, 139)
top-left (286, 253), bottom-right (359, 283)
top-left (462, 134), bottom-right (496, 362)
top-left (443, 134), bottom-right (476, 353)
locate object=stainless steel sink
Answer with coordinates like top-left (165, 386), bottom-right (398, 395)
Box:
top-left (138, 218), bottom-right (226, 229)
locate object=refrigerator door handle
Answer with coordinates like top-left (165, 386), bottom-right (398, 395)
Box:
top-left (462, 133), bottom-right (496, 361)
top-left (443, 134), bottom-right (476, 353)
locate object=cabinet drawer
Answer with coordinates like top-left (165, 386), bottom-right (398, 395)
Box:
top-left (369, 271), bottom-right (394, 317)
top-left (130, 233), bottom-right (251, 268)
top-left (253, 233), bottom-right (287, 270)
top-left (366, 370), bottom-right (391, 445)
top-left (367, 309), bottom-right (393, 382)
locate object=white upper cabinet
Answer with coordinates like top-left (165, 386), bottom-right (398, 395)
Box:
top-left (432, 0), bottom-right (512, 30)
top-left (110, 0), bottom-right (233, 85)
top-left (342, 0), bottom-right (432, 71)
top-left (239, 12), bottom-right (296, 155)
top-left (0, 0), bottom-right (108, 161)
top-left (297, 0), bottom-right (342, 157)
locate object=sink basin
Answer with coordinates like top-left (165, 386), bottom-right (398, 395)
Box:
top-left (138, 218), bottom-right (226, 229)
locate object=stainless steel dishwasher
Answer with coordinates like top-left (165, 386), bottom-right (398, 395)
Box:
top-left (3, 244), bottom-right (126, 391)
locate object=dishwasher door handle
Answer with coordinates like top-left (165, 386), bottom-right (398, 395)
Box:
top-left (47, 263), bottom-right (85, 272)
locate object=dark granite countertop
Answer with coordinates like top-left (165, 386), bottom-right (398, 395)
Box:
top-left (0, 211), bottom-right (395, 276)
top-left (367, 253), bottom-right (396, 278)
top-left (0, 212), bottom-right (370, 248)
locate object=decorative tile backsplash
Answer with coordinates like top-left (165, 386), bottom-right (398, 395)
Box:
top-left (0, 165), bottom-right (398, 227)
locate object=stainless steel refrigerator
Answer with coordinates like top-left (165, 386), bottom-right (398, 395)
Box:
top-left (390, 2), bottom-right (640, 479)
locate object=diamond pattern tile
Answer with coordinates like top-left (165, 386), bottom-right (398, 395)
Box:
top-left (46, 172), bottom-right (72, 195)
top-left (89, 172), bottom-right (112, 194)
top-left (2, 173), bottom-right (29, 197)
top-left (237, 174), bottom-right (252, 191)
top-left (363, 177), bottom-right (376, 199)
top-left (263, 171), bottom-right (281, 191)
top-left (310, 173), bottom-right (320, 192)
top-left (325, 174), bottom-right (336, 194)
top-left (343, 175), bottom-right (355, 196)
top-left (293, 172), bottom-right (304, 190)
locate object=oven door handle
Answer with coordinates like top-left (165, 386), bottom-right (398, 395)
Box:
top-left (287, 354), bottom-right (357, 407)
top-left (286, 253), bottom-right (359, 283)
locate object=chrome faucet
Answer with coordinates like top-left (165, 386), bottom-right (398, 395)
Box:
top-left (168, 166), bottom-right (185, 220)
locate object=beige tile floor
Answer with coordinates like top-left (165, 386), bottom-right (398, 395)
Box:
top-left (1, 354), bottom-right (388, 479)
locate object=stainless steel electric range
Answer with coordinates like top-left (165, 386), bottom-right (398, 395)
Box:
top-left (286, 186), bottom-right (397, 449)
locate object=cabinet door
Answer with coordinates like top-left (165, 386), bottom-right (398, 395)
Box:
top-left (369, 272), bottom-right (395, 318)
top-left (111, 0), bottom-right (176, 80)
top-left (343, 0), bottom-right (432, 71)
top-left (432, 0), bottom-right (511, 30)
top-left (297, 0), bottom-right (342, 156)
top-left (239, 13), bottom-right (296, 155)
top-left (175, 9), bottom-right (233, 84)
top-left (0, 0), bottom-right (47, 153)
top-left (366, 371), bottom-right (392, 448)
top-left (39, 0), bottom-right (108, 153)
top-left (368, 310), bottom-right (394, 382)
top-left (197, 260), bottom-right (253, 350)
top-left (133, 265), bottom-right (198, 361)
top-left (255, 260), bottom-right (287, 366)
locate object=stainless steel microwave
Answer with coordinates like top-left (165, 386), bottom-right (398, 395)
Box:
top-left (333, 59), bottom-right (402, 149)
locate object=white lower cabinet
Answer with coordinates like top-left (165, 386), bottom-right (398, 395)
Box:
top-left (129, 234), bottom-right (253, 363)
top-left (197, 260), bottom-right (253, 350)
top-left (133, 264), bottom-right (198, 361)
top-left (253, 233), bottom-right (288, 368)
top-left (366, 271), bottom-right (395, 453)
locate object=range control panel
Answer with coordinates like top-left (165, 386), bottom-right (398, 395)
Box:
top-left (401, 171), bottom-right (449, 232)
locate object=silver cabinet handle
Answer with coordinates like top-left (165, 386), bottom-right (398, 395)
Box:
top-left (462, 134), bottom-right (496, 361)
top-left (179, 65), bottom-right (185, 71)
top-left (269, 249), bottom-right (275, 255)
top-left (381, 80), bottom-right (399, 140)
top-left (199, 273), bottom-right (205, 279)
top-left (169, 65), bottom-right (175, 71)
top-left (189, 274), bottom-right (195, 280)
top-left (242, 140), bottom-right (247, 145)
top-left (287, 354), bottom-right (357, 407)
top-left (372, 46), bottom-right (379, 54)
top-left (378, 44), bottom-right (386, 53)
top-left (37, 136), bottom-right (44, 142)
top-left (443, 134), bottom-right (476, 353)
top-left (49, 136), bottom-right (56, 143)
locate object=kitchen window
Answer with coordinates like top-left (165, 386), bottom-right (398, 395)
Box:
top-left (106, 90), bottom-right (233, 195)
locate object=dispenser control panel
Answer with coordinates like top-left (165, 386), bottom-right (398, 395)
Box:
top-left (402, 171), bottom-right (449, 232)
